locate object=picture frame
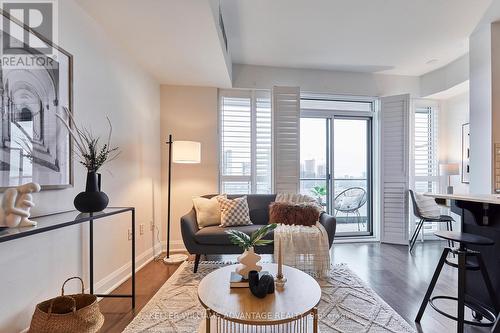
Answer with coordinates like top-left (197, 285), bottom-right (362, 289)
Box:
top-left (0, 9), bottom-right (74, 190)
top-left (461, 123), bottom-right (470, 184)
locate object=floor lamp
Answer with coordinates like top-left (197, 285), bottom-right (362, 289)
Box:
top-left (163, 134), bottom-right (201, 264)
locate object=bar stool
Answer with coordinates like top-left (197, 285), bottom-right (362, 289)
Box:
top-left (415, 231), bottom-right (499, 332)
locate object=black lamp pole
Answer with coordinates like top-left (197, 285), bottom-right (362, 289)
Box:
top-left (166, 134), bottom-right (173, 259)
top-left (164, 135), bottom-right (193, 264)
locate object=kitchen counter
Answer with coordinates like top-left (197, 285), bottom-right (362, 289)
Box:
top-left (425, 193), bottom-right (500, 205)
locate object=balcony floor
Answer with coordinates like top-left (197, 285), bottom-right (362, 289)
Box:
top-left (335, 216), bottom-right (369, 233)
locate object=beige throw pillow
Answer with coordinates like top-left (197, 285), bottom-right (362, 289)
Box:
top-left (193, 195), bottom-right (226, 228)
top-left (414, 192), bottom-right (441, 218)
top-left (217, 196), bottom-right (253, 227)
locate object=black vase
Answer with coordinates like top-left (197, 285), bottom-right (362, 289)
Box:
top-left (74, 171), bottom-right (109, 213)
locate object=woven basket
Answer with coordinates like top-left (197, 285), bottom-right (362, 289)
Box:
top-left (29, 277), bottom-right (104, 333)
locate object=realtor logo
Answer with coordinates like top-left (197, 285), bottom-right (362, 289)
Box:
top-left (1, 0), bottom-right (57, 55)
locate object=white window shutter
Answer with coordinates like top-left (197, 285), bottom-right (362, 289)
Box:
top-left (219, 90), bottom-right (272, 194)
top-left (272, 86), bottom-right (300, 193)
top-left (380, 94), bottom-right (410, 245)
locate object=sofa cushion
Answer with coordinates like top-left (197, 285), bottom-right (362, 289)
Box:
top-left (229, 194), bottom-right (277, 225)
top-left (194, 225), bottom-right (274, 245)
top-left (218, 196), bottom-right (253, 227)
top-left (269, 201), bottom-right (321, 226)
top-left (192, 194), bottom-right (226, 228)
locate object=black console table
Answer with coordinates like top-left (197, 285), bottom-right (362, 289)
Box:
top-left (0, 207), bottom-right (136, 308)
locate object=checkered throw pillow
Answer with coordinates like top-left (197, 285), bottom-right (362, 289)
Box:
top-left (217, 196), bottom-right (252, 227)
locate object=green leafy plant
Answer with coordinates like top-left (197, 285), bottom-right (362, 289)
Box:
top-left (226, 223), bottom-right (277, 251)
top-left (311, 185), bottom-right (327, 198)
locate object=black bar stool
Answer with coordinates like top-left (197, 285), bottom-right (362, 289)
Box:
top-left (408, 190), bottom-right (455, 253)
top-left (415, 231), bottom-right (499, 332)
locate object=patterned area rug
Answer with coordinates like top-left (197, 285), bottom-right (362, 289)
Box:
top-left (124, 261), bottom-right (415, 333)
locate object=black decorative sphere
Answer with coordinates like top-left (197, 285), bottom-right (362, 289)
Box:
top-left (248, 271), bottom-right (275, 298)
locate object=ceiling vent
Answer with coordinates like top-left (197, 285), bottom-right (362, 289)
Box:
top-left (219, 5), bottom-right (228, 51)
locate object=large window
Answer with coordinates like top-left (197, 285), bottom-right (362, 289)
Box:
top-left (219, 90), bottom-right (272, 194)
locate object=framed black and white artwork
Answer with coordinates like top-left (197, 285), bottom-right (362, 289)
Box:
top-left (461, 123), bottom-right (470, 184)
top-left (0, 10), bottom-right (73, 189)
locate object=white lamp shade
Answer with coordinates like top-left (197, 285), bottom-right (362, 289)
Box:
top-left (439, 163), bottom-right (460, 176)
top-left (172, 141), bottom-right (201, 163)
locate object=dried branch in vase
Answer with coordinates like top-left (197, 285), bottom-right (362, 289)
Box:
top-left (56, 107), bottom-right (121, 172)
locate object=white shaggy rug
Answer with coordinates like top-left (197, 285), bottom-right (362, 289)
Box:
top-left (124, 261), bottom-right (415, 333)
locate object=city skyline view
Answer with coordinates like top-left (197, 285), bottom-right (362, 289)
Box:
top-left (300, 118), bottom-right (368, 179)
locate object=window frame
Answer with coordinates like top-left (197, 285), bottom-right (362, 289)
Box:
top-left (300, 94), bottom-right (376, 238)
top-left (410, 99), bottom-right (440, 237)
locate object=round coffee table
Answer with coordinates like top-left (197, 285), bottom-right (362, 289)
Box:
top-left (197, 263), bottom-right (321, 333)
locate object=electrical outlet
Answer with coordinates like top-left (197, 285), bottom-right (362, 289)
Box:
top-left (140, 224), bottom-right (144, 235)
top-left (127, 229), bottom-right (132, 241)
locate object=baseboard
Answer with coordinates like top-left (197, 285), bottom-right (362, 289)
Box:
top-left (162, 240), bottom-right (187, 254)
top-left (86, 242), bottom-right (163, 295)
top-left (334, 237), bottom-right (380, 244)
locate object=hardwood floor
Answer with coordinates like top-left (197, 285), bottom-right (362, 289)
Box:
top-left (98, 258), bottom-right (181, 333)
top-left (99, 242), bottom-right (491, 332)
top-left (330, 241), bottom-right (489, 333)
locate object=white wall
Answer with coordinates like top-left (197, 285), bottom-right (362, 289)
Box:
top-left (439, 91), bottom-right (470, 194)
top-left (469, 24), bottom-right (493, 193)
top-left (160, 85), bottom-right (219, 251)
top-left (0, 1), bottom-right (161, 331)
top-left (492, 22), bottom-right (500, 193)
top-left (233, 64), bottom-right (421, 97)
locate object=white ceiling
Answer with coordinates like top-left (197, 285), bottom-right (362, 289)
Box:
top-left (75, 0), bottom-right (232, 87)
top-left (222, 0), bottom-right (492, 76)
top-left (76, 0), bottom-right (493, 87)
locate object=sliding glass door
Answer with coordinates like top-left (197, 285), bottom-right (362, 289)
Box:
top-left (333, 118), bottom-right (372, 235)
top-left (300, 99), bottom-right (374, 237)
top-left (300, 118), bottom-right (330, 211)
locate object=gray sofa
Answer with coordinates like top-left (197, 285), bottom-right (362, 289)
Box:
top-left (181, 194), bottom-right (337, 272)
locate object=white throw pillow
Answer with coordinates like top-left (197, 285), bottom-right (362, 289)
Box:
top-left (192, 195), bottom-right (226, 228)
top-left (217, 196), bottom-right (253, 227)
top-left (414, 193), bottom-right (441, 218)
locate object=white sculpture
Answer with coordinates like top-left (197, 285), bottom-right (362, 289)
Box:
top-left (0, 182), bottom-right (41, 228)
top-left (236, 246), bottom-right (262, 279)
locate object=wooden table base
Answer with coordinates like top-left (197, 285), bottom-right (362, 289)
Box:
top-left (199, 309), bottom-right (320, 333)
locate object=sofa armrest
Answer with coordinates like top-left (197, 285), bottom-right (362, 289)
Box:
top-left (180, 209), bottom-right (200, 254)
top-left (319, 212), bottom-right (336, 248)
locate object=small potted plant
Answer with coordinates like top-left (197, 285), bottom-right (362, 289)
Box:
top-left (57, 107), bottom-right (120, 213)
top-left (226, 224), bottom-right (277, 279)
top-left (311, 185), bottom-right (327, 205)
